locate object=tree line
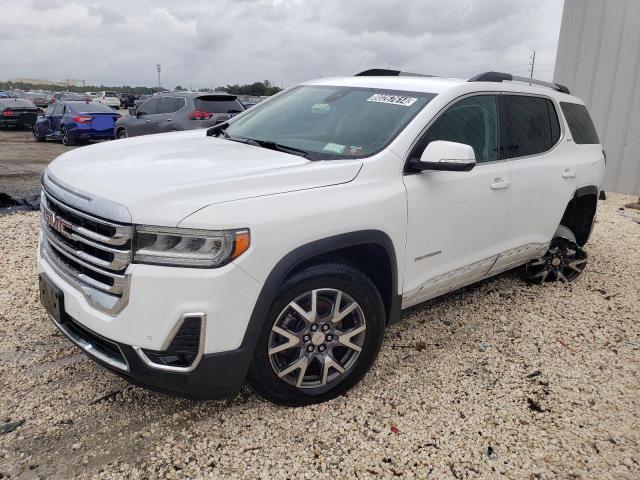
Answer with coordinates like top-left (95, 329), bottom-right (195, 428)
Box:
top-left (1, 80), bottom-right (283, 97)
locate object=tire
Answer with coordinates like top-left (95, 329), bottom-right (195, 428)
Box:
top-left (33, 126), bottom-right (45, 142)
top-left (116, 128), bottom-right (128, 139)
top-left (524, 225), bottom-right (587, 284)
top-left (248, 261), bottom-right (386, 406)
top-left (61, 127), bottom-right (75, 146)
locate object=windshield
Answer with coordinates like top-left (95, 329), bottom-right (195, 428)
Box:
top-left (67, 101), bottom-right (115, 113)
top-left (224, 85), bottom-right (436, 159)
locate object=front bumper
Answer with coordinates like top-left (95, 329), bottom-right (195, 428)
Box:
top-left (38, 237), bottom-right (263, 399)
top-left (50, 309), bottom-right (253, 399)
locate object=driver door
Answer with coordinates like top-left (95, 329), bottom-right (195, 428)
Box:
top-left (402, 94), bottom-right (512, 307)
top-left (128, 98), bottom-right (160, 136)
top-left (49, 103), bottom-right (65, 137)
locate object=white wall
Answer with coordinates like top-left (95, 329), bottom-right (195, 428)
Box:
top-left (554, 0), bottom-right (640, 195)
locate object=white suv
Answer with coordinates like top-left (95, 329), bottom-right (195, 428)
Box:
top-left (37, 69), bottom-right (605, 405)
top-left (93, 91), bottom-right (120, 109)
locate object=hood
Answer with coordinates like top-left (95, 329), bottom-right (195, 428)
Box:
top-left (46, 130), bottom-right (362, 225)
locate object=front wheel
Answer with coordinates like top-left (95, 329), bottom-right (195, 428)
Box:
top-left (248, 261), bottom-right (386, 406)
top-left (525, 226), bottom-right (587, 283)
top-left (116, 128), bottom-right (128, 139)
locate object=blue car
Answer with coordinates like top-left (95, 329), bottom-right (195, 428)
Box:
top-left (33, 101), bottom-right (120, 146)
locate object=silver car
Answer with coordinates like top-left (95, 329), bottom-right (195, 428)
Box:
top-left (115, 91), bottom-right (245, 138)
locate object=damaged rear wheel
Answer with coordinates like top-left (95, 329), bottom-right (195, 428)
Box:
top-left (525, 227), bottom-right (587, 284)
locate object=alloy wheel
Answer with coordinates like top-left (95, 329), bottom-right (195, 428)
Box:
top-left (268, 288), bottom-right (366, 389)
top-left (525, 237), bottom-right (587, 283)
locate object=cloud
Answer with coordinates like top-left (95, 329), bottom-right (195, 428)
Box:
top-left (2, 0), bottom-right (563, 88)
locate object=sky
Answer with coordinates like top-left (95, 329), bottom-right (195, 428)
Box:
top-left (2, 0), bottom-right (564, 89)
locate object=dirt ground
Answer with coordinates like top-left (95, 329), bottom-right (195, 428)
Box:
top-left (0, 194), bottom-right (639, 479)
top-left (0, 129), bottom-right (76, 200)
top-left (0, 111), bottom-right (126, 201)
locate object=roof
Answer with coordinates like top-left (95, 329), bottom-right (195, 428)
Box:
top-left (305, 75), bottom-right (466, 94)
top-left (304, 72), bottom-right (581, 102)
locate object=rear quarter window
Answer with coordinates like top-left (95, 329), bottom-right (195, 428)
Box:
top-left (560, 102), bottom-right (599, 144)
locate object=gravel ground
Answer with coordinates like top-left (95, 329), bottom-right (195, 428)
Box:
top-left (1, 194), bottom-right (639, 479)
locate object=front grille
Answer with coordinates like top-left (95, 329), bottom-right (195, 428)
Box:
top-left (40, 187), bottom-right (133, 300)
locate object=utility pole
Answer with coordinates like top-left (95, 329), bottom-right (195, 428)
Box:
top-left (156, 64), bottom-right (162, 90)
top-left (528, 50), bottom-right (536, 84)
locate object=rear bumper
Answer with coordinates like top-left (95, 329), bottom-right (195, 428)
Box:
top-left (75, 132), bottom-right (115, 141)
top-left (0, 116), bottom-right (36, 127)
top-left (50, 310), bottom-right (252, 399)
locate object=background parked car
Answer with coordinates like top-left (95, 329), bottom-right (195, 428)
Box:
top-left (0, 91), bottom-right (10, 98)
top-left (115, 92), bottom-right (245, 138)
top-left (50, 92), bottom-right (87, 104)
top-left (93, 91), bottom-right (121, 109)
top-left (19, 91), bottom-right (49, 108)
top-left (0, 98), bottom-right (41, 129)
top-left (33, 101), bottom-right (120, 145)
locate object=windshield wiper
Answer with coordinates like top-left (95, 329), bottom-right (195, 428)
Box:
top-left (242, 138), bottom-right (310, 158)
top-left (207, 124), bottom-right (310, 159)
top-left (206, 121), bottom-right (229, 137)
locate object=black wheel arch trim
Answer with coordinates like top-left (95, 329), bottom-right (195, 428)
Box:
top-left (574, 185), bottom-right (599, 199)
top-left (218, 230), bottom-right (401, 396)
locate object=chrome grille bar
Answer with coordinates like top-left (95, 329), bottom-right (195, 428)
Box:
top-left (42, 188), bottom-right (132, 246)
top-left (40, 187), bottom-right (133, 300)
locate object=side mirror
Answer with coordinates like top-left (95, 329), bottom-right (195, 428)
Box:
top-left (409, 140), bottom-right (476, 172)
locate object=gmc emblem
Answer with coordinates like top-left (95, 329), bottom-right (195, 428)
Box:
top-left (42, 206), bottom-right (73, 239)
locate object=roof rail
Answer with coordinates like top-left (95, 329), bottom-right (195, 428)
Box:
top-left (468, 71), bottom-right (570, 95)
top-left (355, 68), bottom-right (433, 78)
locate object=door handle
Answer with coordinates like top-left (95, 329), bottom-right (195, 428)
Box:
top-left (562, 169), bottom-right (576, 179)
top-left (166, 118), bottom-right (172, 122)
top-left (490, 179), bottom-right (511, 190)
top-left (145, 120), bottom-right (151, 124)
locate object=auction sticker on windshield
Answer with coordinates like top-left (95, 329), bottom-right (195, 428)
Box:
top-left (367, 93), bottom-right (417, 106)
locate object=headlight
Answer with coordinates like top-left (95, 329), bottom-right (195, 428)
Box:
top-left (133, 226), bottom-right (250, 268)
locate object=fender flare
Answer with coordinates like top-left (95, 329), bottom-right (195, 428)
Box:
top-left (574, 185), bottom-right (598, 199)
top-left (228, 230), bottom-right (401, 383)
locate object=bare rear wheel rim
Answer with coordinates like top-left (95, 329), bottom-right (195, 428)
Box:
top-left (268, 288), bottom-right (366, 390)
top-left (526, 237), bottom-right (587, 283)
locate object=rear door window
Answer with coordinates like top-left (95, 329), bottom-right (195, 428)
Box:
top-left (194, 95), bottom-right (244, 113)
top-left (503, 95), bottom-right (561, 158)
top-left (560, 102), bottom-right (599, 144)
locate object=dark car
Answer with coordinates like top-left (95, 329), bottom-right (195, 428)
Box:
top-left (115, 92), bottom-right (245, 138)
top-left (50, 92), bottom-right (88, 104)
top-left (0, 98), bottom-right (41, 129)
top-left (33, 101), bottom-right (121, 145)
top-left (118, 92), bottom-right (139, 109)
